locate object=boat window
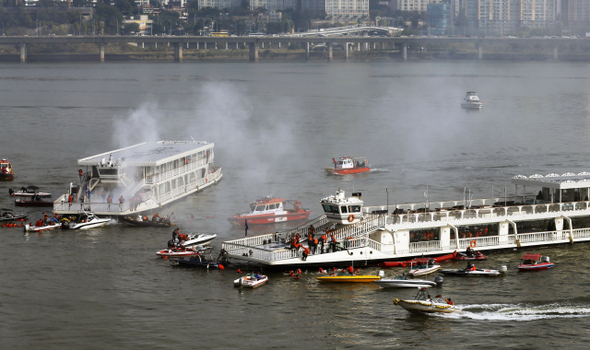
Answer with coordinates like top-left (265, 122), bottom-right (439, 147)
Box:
top-left (322, 204), bottom-right (340, 214)
top-left (99, 168), bottom-right (119, 176)
top-left (350, 205), bottom-right (361, 213)
top-left (340, 206), bottom-right (348, 213)
top-left (269, 204), bottom-right (277, 210)
top-left (255, 205), bottom-right (265, 211)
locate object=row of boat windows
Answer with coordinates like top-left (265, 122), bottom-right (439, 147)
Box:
top-left (153, 171), bottom-right (203, 196)
top-left (145, 149), bottom-right (212, 177)
top-left (407, 218), bottom-right (590, 243)
top-left (322, 204), bottom-right (362, 214)
top-left (251, 204), bottom-right (280, 212)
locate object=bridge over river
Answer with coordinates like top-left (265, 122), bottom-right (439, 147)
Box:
top-left (0, 35), bottom-right (582, 62)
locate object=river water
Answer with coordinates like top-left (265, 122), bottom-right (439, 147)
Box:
top-left (2, 60), bottom-right (590, 349)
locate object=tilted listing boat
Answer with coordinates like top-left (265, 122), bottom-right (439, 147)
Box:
top-left (408, 258), bottom-right (441, 276)
top-left (156, 246), bottom-right (204, 259)
top-left (171, 247), bottom-right (228, 269)
top-left (234, 274), bottom-right (268, 288)
top-left (518, 254), bottom-right (554, 271)
top-left (228, 196), bottom-right (311, 225)
top-left (53, 140), bottom-right (222, 219)
top-left (326, 156), bottom-right (370, 175)
top-left (394, 288), bottom-right (461, 314)
top-left (0, 159), bottom-right (14, 181)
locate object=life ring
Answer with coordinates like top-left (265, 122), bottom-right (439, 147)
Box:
top-left (470, 240), bottom-right (477, 248)
top-left (348, 214), bottom-right (355, 222)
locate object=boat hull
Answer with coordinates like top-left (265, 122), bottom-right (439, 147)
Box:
top-left (181, 234), bottom-right (217, 247)
top-left (156, 249), bottom-right (202, 259)
top-left (24, 223), bottom-right (62, 232)
top-left (234, 275), bottom-right (268, 288)
top-left (15, 199), bottom-right (53, 207)
top-left (518, 262), bottom-right (554, 271)
top-left (228, 211), bottom-right (311, 226)
top-left (326, 167), bottom-right (371, 175)
top-left (394, 299), bottom-right (461, 314)
top-left (68, 219), bottom-right (110, 230)
top-left (122, 216), bottom-right (172, 227)
top-left (440, 269), bottom-right (501, 276)
top-left (375, 279), bottom-right (437, 288)
top-left (409, 266), bottom-right (441, 276)
top-left (316, 275), bottom-right (381, 283)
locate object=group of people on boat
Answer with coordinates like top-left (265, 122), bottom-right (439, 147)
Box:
top-left (289, 225), bottom-right (342, 260)
top-left (168, 228), bottom-right (190, 249)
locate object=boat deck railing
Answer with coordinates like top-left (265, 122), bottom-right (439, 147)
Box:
top-left (372, 200), bottom-right (590, 228)
top-left (222, 214), bottom-right (383, 263)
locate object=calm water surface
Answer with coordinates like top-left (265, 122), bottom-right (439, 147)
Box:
top-left (2, 60), bottom-right (590, 349)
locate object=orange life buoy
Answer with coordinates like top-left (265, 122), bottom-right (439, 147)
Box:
top-left (470, 240), bottom-right (477, 248)
top-left (348, 214), bottom-right (355, 222)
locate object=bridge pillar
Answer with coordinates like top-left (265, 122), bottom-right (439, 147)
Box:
top-left (478, 45), bottom-right (482, 60)
top-left (345, 42), bottom-right (349, 59)
top-left (305, 42), bottom-right (310, 60)
top-left (99, 43), bottom-right (105, 62)
top-left (553, 46), bottom-right (559, 60)
top-left (225, 42), bottom-right (228, 50)
top-left (249, 42), bottom-right (258, 62)
top-left (174, 43), bottom-right (183, 62)
top-left (155, 42), bottom-right (158, 49)
top-left (402, 43), bottom-right (407, 61)
top-left (141, 42), bottom-right (144, 49)
top-left (19, 43), bottom-right (26, 62)
top-left (327, 42), bottom-right (333, 61)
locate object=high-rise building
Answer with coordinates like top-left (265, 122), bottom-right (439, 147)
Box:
top-left (324, 0), bottom-right (370, 19)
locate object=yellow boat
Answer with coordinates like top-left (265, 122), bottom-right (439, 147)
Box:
top-left (317, 275), bottom-right (381, 283)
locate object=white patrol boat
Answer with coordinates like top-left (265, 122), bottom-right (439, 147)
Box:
top-left (53, 140), bottom-right (222, 218)
top-left (461, 91), bottom-right (483, 109)
top-left (222, 171), bottom-right (590, 267)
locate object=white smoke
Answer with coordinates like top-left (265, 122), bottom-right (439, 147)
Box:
top-left (112, 101), bottom-right (163, 148)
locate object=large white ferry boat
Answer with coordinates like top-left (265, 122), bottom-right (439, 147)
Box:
top-left (222, 171), bottom-right (590, 267)
top-left (53, 140), bottom-right (222, 217)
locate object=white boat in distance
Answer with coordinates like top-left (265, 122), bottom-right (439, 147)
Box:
top-left (394, 288), bottom-right (460, 314)
top-left (375, 276), bottom-right (437, 288)
top-left (222, 171), bottom-right (590, 267)
top-left (461, 91), bottom-right (483, 109)
top-left (53, 141), bottom-right (222, 218)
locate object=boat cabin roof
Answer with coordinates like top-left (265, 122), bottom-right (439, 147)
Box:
top-left (254, 197), bottom-right (285, 205)
top-left (78, 141), bottom-right (213, 167)
top-left (521, 253), bottom-right (542, 260)
top-left (511, 172), bottom-right (590, 190)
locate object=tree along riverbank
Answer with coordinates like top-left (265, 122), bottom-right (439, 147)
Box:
top-left (2, 41), bottom-right (590, 62)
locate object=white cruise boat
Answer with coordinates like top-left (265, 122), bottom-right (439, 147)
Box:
top-left (222, 171), bottom-right (590, 267)
top-left (461, 91), bottom-right (483, 109)
top-left (53, 140), bottom-right (222, 218)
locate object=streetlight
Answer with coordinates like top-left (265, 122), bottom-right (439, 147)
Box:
top-left (36, 19), bottom-right (38, 36)
top-left (116, 19), bottom-right (119, 35)
top-left (168, 20), bottom-right (172, 35)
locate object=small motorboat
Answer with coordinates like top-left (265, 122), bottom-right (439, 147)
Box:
top-left (122, 215), bottom-right (173, 227)
top-left (234, 273), bottom-right (268, 288)
top-left (171, 247), bottom-right (228, 269)
top-left (0, 208), bottom-right (28, 222)
top-left (61, 212), bottom-right (111, 230)
top-left (518, 254), bottom-right (554, 271)
top-left (24, 222), bottom-right (62, 232)
top-left (454, 249), bottom-right (487, 260)
top-left (9, 186), bottom-right (52, 198)
top-left (440, 263), bottom-right (506, 277)
top-left (408, 258), bottom-right (441, 276)
top-left (181, 233), bottom-right (217, 247)
top-left (461, 91), bottom-right (483, 109)
top-left (317, 274), bottom-right (381, 283)
top-left (394, 288), bottom-right (461, 314)
top-left (375, 275), bottom-right (438, 288)
top-left (15, 198), bottom-right (53, 207)
top-left (228, 196), bottom-right (311, 225)
top-left (156, 246), bottom-right (203, 259)
top-left (326, 156), bottom-right (371, 175)
top-left (0, 159), bottom-right (14, 181)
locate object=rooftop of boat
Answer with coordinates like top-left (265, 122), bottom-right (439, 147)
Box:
top-left (78, 140), bottom-right (212, 167)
